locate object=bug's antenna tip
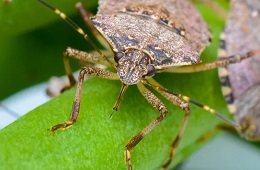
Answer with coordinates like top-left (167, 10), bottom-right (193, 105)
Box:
top-left (108, 110), bottom-right (116, 119)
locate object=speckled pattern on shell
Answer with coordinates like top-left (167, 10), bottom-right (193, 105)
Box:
top-left (91, 0), bottom-right (211, 68)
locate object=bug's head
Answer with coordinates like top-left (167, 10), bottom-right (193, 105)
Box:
top-left (114, 49), bottom-right (156, 85)
top-left (238, 113), bottom-right (260, 141)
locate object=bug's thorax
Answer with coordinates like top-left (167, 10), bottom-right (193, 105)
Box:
top-left (115, 49), bottom-right (155, 85)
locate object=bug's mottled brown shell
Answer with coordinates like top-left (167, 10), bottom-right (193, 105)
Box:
top-left (92, 0), bottom-right (211, 68)
top-left (218, 0), bottom-right (260, 140)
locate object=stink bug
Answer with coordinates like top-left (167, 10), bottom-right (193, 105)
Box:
top-left (218, 0), bottom-right (260, 141)
top-left (39, 0), bottom-right (260, 169)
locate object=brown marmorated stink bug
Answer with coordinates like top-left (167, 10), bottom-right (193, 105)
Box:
top-left (218, 0), bottom-right (260, 141)
top-left (39, 0), bottom-right (260, 169)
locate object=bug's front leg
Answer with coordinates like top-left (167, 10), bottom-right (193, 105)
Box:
top-left (125, 83), bottom-right (168, 170)
top-left (49, 66), bottom-right (118, 133)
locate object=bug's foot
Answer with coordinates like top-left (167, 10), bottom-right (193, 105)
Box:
top-left (48, 121), bottom-right (73, 133)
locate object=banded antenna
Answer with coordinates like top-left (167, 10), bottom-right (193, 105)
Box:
top-left (38, 0), bottom-right (116, 68)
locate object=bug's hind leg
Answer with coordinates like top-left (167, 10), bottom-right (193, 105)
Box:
top-left (75, 2), bottom-right (96, 32)
top-left (49, 66), bottom-right (118, 133)
top-left (75, 2), bottom-right (111, 50)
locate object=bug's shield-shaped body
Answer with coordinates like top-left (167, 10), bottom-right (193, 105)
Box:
top-left (91, 0), bottom-right (211, 84)
top-left (218, 0), bottom-right (260, 140)
top-left (38, 0), bottom-right (260, 169)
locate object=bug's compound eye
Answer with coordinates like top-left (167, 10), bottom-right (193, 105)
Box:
top-left (114, 52), bottom-right (125, 63)
top-left (145, 64), bottom-right (156, 77)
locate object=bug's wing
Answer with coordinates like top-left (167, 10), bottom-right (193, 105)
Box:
top-left (93, 0), bottom-right (211, 68)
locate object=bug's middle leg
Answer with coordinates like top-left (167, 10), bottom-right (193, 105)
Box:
top-left (165, 49), bottom-right (260, 73)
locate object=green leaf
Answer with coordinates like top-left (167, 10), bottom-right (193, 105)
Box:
top-left (0, 0), bottom-right (232, 169)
